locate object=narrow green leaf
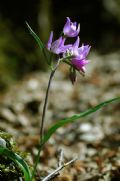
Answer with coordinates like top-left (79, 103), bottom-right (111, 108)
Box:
top-left (0, 147), bottom-right (31, 181)
top-left (26, 22), bottom-right (50, 65)
top-left (42, 97), bottom-right (120, 145)
top-left (26, 22), bottom-right (44, 50)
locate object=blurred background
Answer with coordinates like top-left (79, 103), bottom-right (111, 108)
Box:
top-left (0, 2), bottom-right (120, 178)
top-left (0, 0), bottom-right (120, 92)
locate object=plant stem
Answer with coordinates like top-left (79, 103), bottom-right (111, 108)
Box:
top-left (31, 59), bottom-right (61, 181)
top-left (40, 59), bottom-right (61, 141)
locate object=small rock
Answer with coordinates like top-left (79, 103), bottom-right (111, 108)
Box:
top-left (0, 137), bottom-right (6, 147)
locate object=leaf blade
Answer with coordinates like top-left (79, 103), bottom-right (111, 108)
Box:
top-left (42, 97), bottom-right (120, 145)
top-left (0, 147), bottom-right (31, 181)
top-left (26, 22), bottom-right (44, 50)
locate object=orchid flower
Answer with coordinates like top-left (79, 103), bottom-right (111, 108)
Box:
top-left (69, 37), bottom-right (91, 72)
top-left (63, 17), bottom-right (80, 37)
top-left (46, 31), bottom-right (71, 54)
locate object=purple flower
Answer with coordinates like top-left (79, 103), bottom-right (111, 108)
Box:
top-left (72, 58), bottom-right (89, 73)
top-left (70, 37), bottom-right (91, 72)
top-left (63, 17), bottom-right (80, 37)
top-left (46, 31), bottom-right (71, 54)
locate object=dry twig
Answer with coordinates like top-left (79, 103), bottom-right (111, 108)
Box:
top-left (42, 150), bottom-right (77, 181)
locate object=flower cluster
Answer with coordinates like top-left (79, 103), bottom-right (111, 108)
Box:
top-left (46, 17), bottom-right (91, 78)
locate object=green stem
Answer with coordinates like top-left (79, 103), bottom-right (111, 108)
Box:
top-left (31, 59), bottom-right (61, 181)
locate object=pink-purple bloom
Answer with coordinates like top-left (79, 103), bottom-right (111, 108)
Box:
top-left (46, 17), bottom-right (91, 75)
top-left (70, 37), bottom-right (91, 72)
top-left (46, 31), bottom-right (71, 54)
top-left (63, 17), bottom-right (80, 37)
top-left (71, 58), bottom-right (89, 73)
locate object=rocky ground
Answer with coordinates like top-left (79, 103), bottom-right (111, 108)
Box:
top-left (0, 52), bottom-right (120, 181)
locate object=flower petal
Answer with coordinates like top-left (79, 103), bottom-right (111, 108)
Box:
top-left (73, 36), bottom-right (80, 49)
top-left (63, 17), bottom-right (71, 35)
top-left (72, 58), bottom-right (89, 71)
top-left (46, 31), bottom-right (53, 50)
top-left (77, 45), bottom-right (91, 59)
top-left (63, 17), bottom-right (80, 37)
top-left (51, 36), bottom-right (63, 54)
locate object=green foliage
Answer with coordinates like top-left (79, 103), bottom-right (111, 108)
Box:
top-left (0, 131), bottom-right (31, 181)
top-left (0, 147), bottom-right (31, 181)
top-left (26, 22), bottom-right (44, 51)
top-left (42, 97), bottom-right (120, 146)
top-left (26, 22), bottom-right (50, 66)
